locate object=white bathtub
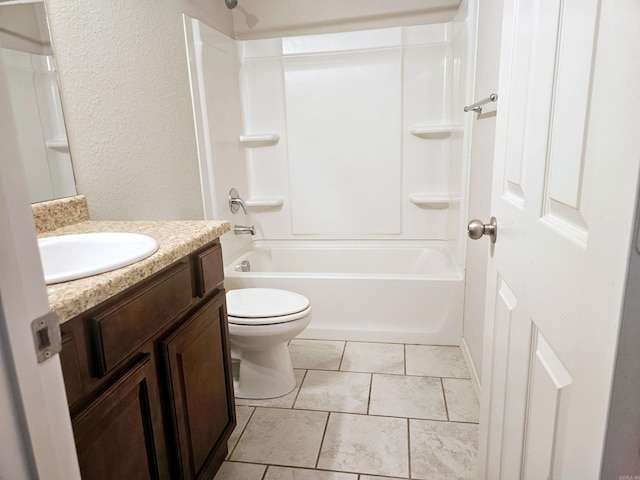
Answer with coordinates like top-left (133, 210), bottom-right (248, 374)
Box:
top-left (223, 240), bottom-right (464, 345)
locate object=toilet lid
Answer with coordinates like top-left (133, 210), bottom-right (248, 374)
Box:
top-left (226, 288), bottom-right (310, 320)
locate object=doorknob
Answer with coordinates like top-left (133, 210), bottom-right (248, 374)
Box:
top-left (467, 217), bottom-right (498, 243)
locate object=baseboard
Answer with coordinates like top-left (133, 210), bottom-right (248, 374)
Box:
top-left (460, 337), bottom-right (481, 400)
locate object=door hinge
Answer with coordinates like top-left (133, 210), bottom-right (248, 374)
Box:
top-left (31, 311), bottom-right (61, 364)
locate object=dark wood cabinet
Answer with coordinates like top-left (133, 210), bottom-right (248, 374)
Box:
top-left (72, 355), bottom-right (168, 480)
top-left (59, 240), bottom-right (235, 480)
top-left (162, 291), bottom-right (234, 479)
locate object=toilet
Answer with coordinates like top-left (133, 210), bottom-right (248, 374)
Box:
top-left (226, 288), bottom-right (311, 399)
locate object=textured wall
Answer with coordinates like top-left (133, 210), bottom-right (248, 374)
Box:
top-left (44, 0), bottom-right (204, 220)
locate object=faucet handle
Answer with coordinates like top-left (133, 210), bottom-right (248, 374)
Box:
top-left (228, 188), bottom-right (247, 214)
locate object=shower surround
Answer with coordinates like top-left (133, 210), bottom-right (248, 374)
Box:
top-left (184, 2), bottom-right (474, 344)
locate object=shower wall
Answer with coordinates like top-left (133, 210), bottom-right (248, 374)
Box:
top-left (185, 13), bottom-right (472, 264)
top-left (2, 48), bottom-right (75, 203)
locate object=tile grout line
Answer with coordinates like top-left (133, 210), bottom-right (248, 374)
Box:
top-left (338, 340), bottom-right (347, 371)
top-left (237, 399), bottom-right (478, 424)
top-left (366, 373), bottom-right (373, 415)
top-left (403, 343), bottom-right (407, 376)
top-left (227, 406), bottom-right (258, 460)
top-left (290, 369), bottom-right (308, 409)
top-left (407, 417), bottom-right (412, 480)
top-left (441, 377), bottom-right (450, 422)
top-left (291, 365), bottom-right (471, 380)
top-left (314, 410), bottom-right (332, 469)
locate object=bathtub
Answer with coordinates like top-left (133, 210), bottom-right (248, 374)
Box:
top-left (223, 240), bottom-right (464, 345)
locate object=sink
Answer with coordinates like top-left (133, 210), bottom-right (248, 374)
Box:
top-left (38, 232), bottom-right (159, 285)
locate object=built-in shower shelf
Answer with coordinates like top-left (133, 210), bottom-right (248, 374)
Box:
top-left (239, 133), bottom-right (280, 147)
top-left (409, 124), bottom-right (462, 139)
top-left (409, 194), bottom-right (458, 209)
top-left (46, 140), bottom-right (69, 152)
top-left (245, 197), bottom-right (284, 208)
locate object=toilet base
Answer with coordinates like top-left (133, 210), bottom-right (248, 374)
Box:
top-left (233, 343), bottom-right (296, 399)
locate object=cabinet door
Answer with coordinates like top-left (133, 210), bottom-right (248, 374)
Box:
top-left (162, 290), bottom-right (236, 479)
top-left (72, 354), bottom-right (169, 480)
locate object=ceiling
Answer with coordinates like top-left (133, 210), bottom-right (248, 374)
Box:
top-left (230, 0), bottom-right (463, 40)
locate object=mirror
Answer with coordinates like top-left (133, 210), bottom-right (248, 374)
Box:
top-left (0, 1), bottom-right (76, 203)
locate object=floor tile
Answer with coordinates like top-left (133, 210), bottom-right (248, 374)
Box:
top-left (289, 339), bottom-right (345, 370)
top-left (340, 342), bottom-right (404, 374)
top-left (409, 420), bottom-right (478, 480)
top-left (231, 407), bottom-right (328, 468)
top-left (369, 374), bottom-right (447, 420)
top-left (235, 369), bottom-right (306, 408)
top-left (226, 406), bottom-right (254, 458)
top-left (405, 345), bottom-right (470, 378)
top-left (443, 378), bottom-right (480, 423)
top-left (294, 370), bottom-right (371, 414)
top-left (264, 466), bottom-right (358, 479)
top-left (318, 413), bottom-right (409, 477)
top-left (213, 461), bottom-right (266, 480)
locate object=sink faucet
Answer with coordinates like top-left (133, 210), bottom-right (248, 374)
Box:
top-left (233, 225), bottom-right (256, 235)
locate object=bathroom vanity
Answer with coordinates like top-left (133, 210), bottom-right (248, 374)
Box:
top-left (37, 197), bottom-right (234, 480)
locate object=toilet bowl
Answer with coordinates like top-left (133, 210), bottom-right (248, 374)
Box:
top-left (226, 288), bottom-right (311, 399)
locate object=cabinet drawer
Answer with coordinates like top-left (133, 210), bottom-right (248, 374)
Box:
top-left (195, 243), bottom-right (224, 298)
top-left (91, 262), bottom-right (192, 376)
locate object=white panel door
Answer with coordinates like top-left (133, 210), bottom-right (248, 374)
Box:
top-left (477, 0), bottom-right (640, 478)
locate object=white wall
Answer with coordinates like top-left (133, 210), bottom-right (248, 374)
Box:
top-left (237, 24), bottom-right (466, 243)
top-left (2, 49), bottom-right (75, 203)
top-left (446, 0), bottom-right (473, 266)
top-left (183, 17), bottom-right (251, 262)
top-left (462, 0), bottom-right (504, 385)
top-left (44, 0), bottom-right (204, 221)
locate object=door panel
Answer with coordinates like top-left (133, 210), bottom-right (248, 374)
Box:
top-left (479, 0), bottom-right (640, 477)
top-left (501, 0), bottom-right (534, 207)
top-left (541, 0), bottom-right (599, 244)
top-left (522, 332), bottom-right (572, 479)
top-left (484, 276), bottom-right (517, 480)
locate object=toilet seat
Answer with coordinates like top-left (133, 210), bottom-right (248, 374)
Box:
top-left (226, 288), bottom-right (311, 326)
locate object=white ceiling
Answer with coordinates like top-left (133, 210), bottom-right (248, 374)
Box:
top-left (231, 0), bottom-right (462, 40)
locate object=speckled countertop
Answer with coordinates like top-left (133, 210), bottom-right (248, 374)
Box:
top-left (34, 197), bottom-right (230, 323)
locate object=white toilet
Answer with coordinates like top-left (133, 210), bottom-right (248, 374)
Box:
top-left (226, 288), bottom-right (311, 399)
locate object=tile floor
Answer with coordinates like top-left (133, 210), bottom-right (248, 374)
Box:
top-left (216, 340), bottom-right (479, 480)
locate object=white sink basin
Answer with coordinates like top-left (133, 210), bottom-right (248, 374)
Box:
top-left (38, 232), bottom-right (159, 285)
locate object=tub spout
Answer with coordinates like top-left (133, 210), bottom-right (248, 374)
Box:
top-left (234, 225), bottom-right (256, 235)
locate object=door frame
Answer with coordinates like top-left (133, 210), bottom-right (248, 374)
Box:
top-left (0, 60), bottom-right (81, 480)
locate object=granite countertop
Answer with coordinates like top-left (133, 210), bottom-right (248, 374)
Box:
top-left (43, 220), bottom-right (230, 323)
